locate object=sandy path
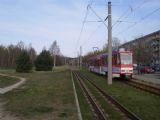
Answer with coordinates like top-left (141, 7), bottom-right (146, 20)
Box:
top-left (0, 73), bottom-right (26, 120)
top-left (0, 73), bottom-right (26, 94)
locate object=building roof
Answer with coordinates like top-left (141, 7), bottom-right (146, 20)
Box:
top-left (121, 30), bottom-right (160, 46)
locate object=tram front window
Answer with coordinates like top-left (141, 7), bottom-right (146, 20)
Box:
top-left (120, 53), bottom-right (132, 65)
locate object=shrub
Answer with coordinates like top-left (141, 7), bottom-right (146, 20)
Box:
top-left (35, 50), bottom-right (53, 71)
top-left (16, 51), bottom-right (32, 73)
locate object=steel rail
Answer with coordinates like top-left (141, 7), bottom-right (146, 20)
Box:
top-left (73, 71), bottom-right (108, 120)
top-left (78, 71), bottom-right (141, 120)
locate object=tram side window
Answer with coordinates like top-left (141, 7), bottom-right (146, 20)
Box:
top-left (90, 60), bottom-right (93, 66)
top-left (104, 56), bottom-right (108, 65)
top-left (93, 60), bottom-right (95, 65)
top-left (102, 58), bottom-right (104, 65)
top-left (101, 58), bottom-right (104, 65)
top-left (94, 59), bottom-right (99, 66)
top-left (112, 54), bottom-right (117, 65)
top-left (117, 54), bottom-right (120, 64)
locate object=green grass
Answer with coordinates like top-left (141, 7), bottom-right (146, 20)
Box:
top-left (0, 67), bottom-right (78, 120)
top-left (0, 75), bottom-right (19, 88)
top-left (73, 73), bottom-right (96, 120)
top-left (53, 65), bottom-right (68, 72)
top-left (81, 68), bottom-right (160, 120)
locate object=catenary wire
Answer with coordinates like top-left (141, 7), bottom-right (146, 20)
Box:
top-left (74, 5), bottom-right (89, 52)
top-left (81, 23), bottom-right (103, 46)
top-left (114, 7), bottom-right (160, 36)
top-left (112, 0), bottom-right (150, 29)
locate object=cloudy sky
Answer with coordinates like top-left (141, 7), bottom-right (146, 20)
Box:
top-left (0, 0), bottom-right (160, 57)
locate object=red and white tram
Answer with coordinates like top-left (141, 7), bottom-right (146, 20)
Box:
top-left (88, 49), bottom-right (133, 78)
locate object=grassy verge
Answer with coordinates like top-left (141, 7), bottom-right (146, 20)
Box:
top-left (73, 73), bottom-right (96, 120)
top-left (0, 67), bottom-right (78, 120)
top-left (81, 68), bottom-right (160, 120)
top-left (0, 75), bottom-right (19, 88)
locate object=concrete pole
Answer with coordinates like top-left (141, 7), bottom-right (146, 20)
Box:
top-left (54, 54), bottom-right (56, 67)
top-left (80, 46), bottom-right (82, 69)
top-left (77, 52), bottom-right (79, 69)
top-left (65, 57), bottom-right (66, 65)
top-left (108, 1), bottom-right (112, 84)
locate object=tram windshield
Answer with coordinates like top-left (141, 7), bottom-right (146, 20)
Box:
top-left (120, 53), bottom-right (132, 64)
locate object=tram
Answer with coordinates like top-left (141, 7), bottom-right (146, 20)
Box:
top-left (88, 49), bottom-right (133, 78)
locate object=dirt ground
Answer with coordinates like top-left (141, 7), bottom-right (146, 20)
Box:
top-left (0, 100), bottom-right (20, 120)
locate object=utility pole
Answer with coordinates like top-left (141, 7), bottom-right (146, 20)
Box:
top-left (80, 46), bottom-right (82, 69)
top-left (77, 52), bottom-right (79, 69)
top-left (54, 54), bottom-right (56, 67)
top-left (64, 57), bottom-right (66, 65)
top-left (108, 1), bottom-right (112, 84)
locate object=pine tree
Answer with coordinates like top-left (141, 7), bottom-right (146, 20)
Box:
top-left (35, 50), bottom-right (53, 71)
top-left (16, 51), bottom-right (32, 72)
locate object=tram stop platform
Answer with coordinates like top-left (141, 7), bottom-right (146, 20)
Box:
top-left (133, 72), bottom-right (160, 88)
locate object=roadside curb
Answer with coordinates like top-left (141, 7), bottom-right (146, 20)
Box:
top-left (71, 71), bottom-right (83, 120)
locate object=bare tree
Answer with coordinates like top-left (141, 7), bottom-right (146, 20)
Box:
top-left (0, 41), bottom-right (37, 69)
top-left (17, 41), bottom-right (25, 50)
top-left (102, 37), bottom-right (121, 52)
top-left (133, 40), bottom-right (152, 66)
top-left (28, 43), bottom-right (37, 65)
top-left (112, 37), bottom-right (121, 50)
top-left (49, 41), bottom-right (60, 67)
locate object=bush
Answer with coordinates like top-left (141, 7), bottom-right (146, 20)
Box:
top-left (35, 50), bottom-right (53, 71)
top-left (16, 51), bottom-right (32, 73)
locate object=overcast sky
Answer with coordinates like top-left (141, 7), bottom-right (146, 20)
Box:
top-left (0, 0), bottom-right (160, 57)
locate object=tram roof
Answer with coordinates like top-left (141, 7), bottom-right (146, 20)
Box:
top-left (89, 51), bottom-right (132, 60)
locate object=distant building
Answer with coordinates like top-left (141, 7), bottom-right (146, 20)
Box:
top-left (120, 30), bottom-right (160, 65)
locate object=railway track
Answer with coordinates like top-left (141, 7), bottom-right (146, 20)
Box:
top-left (73, 71), bottom-right (108, 120)
top-left (73, 71), bottom-right (140, 120)
top-left (124, 79), bottom-right (160, 96)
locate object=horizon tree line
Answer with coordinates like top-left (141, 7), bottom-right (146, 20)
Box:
top-left (0, 41), bottom-right (36, 69)
top-left (0, 40), bottom-right (68, 72)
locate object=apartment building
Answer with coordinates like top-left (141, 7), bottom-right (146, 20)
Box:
top-left (121, 30), bottom-right (160, 65)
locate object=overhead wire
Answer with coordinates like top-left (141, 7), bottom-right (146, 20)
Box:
top-left (74, 4), bottom-right (89, 52)
top-left (112, 5), bottom-right (133, 28)
top-left (80, 1), bottom-right (109, 47)
top-left (74, 0), bottom-right (96, 54)
top-left (114, 7), bottom-right (160, 36)
top-left (74, 1), bottom-right (108, 54)
top-left (87, 4), bottom-right (108, 28)
top-left (112, 0), bottom-right (150, 30)
top-left (81, 23), bottom-right (103, 46)
top-left (75, 0), bottom-right (159, 56)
